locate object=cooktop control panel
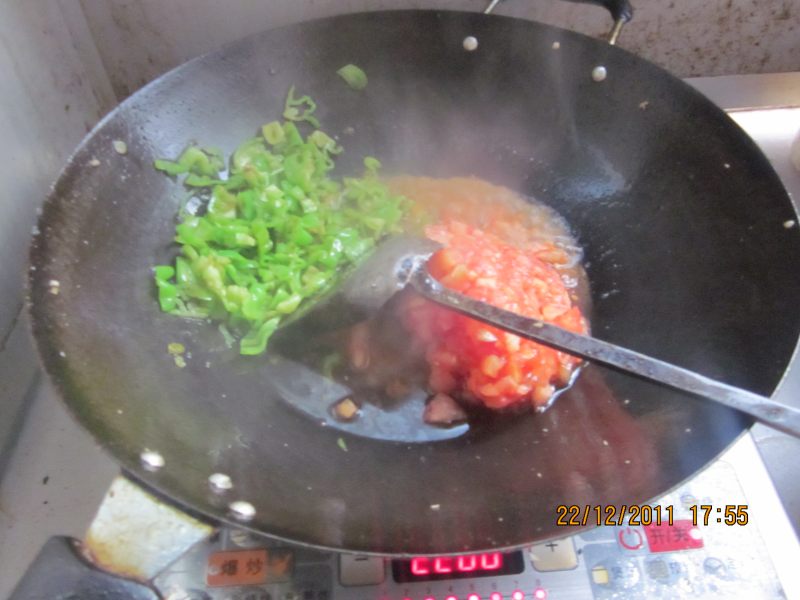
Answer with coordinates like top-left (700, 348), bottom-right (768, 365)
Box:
top-left (154, 461), bottom-right (783, 600)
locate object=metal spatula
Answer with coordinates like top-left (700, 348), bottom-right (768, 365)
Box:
top-left (289, 236), bottom-right (800, 438)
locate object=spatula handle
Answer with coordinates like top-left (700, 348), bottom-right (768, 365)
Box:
top-left (410, 268), bottom-right (800, 439)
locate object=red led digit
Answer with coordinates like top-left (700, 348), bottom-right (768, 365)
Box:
top-left (512, 590), bottom-right (524, 600)
top-left (457, 554), bottom-right (478, 572)
top-left (490, 593), bottom-right (502, 600)
top-left (467, 594), bottom-right (481, 600)
top-left (445, 596), bottom-right (458, 600)
top-left (434, 557), bottom-right (453, 573)
top-left (480, 553), bottom-right (502, 570)
top-left (534, 589), bottom-right (547, 600)
top-left (411, 557), bottom-right (430, 575)
top-left (424, 596), bottom-right (435, 600)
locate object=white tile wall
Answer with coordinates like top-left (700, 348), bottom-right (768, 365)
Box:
top-left (0, 0), bottom-right (116, 471)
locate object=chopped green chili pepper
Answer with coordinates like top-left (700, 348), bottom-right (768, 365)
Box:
top-left (154, 145), bottom-right (225, 177)
top-left (154, 266), bottom-right (178, 311)
top-left (283, 86), bottom-right (321, 128)
top-left (337, 64), bottom-right (368, 91)
top-left (167, 342), bottom-right (185, 355)
top-left (262, 121), bottom-right (285, 145)
top-left (240, 317), bottom-right (280, 355)
top-left (309, 130), bottom-right (342, 155)
top-left (363, 156), bottom-right (381, 172)
top-left (153, 87), bottom-right (408, 354)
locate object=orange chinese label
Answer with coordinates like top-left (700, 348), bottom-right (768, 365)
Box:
top-left (207, 550), bottom-right (268, 587)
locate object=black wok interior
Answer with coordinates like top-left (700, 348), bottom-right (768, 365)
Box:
top-left (28, 11), bottom-right (800, 554)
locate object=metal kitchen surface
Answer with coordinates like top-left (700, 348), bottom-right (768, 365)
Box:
top-left (2, 73), bottom-right (800, 599)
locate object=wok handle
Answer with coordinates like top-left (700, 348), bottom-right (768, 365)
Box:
top-left (485, 0), bottom-right (633, 44)
top-left (410, 269), bottom-right (800, 439)
top-left (564, 0), bottom-right (633, 23)
top-left (9, 537), bottom-right (159, 600)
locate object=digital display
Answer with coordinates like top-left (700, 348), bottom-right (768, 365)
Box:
top-left (392, 551), bottom-right (524, 582)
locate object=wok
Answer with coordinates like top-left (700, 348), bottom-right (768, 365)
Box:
top-left (27, 8), bottom-right (800, 555)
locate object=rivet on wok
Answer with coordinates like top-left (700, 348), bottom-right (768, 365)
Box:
top-left (140, 450), bottom-right (165, 471)
top-left (463, 36), bottom-right (478, 51)
top-left (209, 473), bottom-right (233, 492)
top-left (592, 66), bottom-right (607, 82)
top-left (229, 500), bottom-right (256, 521)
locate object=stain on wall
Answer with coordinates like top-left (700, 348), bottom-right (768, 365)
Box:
top-left (77, 0), bottom-right (799, 100)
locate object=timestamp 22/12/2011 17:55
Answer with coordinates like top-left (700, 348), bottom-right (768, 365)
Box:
top-left (556, 504), bottom-right (749, 527)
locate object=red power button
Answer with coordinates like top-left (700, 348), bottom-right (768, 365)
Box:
top-left (644, 519), bottom-right (704, 553)
top-left (617, 527), bottom-right (644, 550)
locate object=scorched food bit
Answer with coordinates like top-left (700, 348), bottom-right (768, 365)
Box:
top-left (424, 393), bottom-right (467, 426)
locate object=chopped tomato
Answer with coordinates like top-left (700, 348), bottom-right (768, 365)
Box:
top-left (401, 221), bottom-right (588, 410)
